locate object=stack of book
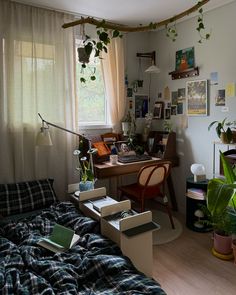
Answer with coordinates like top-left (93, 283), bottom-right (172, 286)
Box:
top-left (187, 188), bottom-right (206, 200)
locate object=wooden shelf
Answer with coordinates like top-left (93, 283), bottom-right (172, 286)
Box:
top-left (169, 67), bottom-right (199, 80)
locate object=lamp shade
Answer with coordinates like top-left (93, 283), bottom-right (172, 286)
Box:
top-left (36, 128), bottom-right (53, 146)
top-left (190, 164), bottom-right (205, 176)
top-left (145, 64), bottom-right (160, 74)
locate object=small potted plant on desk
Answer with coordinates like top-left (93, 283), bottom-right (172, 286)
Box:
top-left (73, 146), bottom-right (98, 192)
top-left (204, 151), bottom-right (236, 259)
top-left (208, 118), bottom-right (233, 144)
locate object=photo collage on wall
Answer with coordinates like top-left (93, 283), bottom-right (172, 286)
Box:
top-left (153, 86), bottom-right (186, 120)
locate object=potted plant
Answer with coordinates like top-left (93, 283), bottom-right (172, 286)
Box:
top-left (121, 111), bottom-right (132, 136)
top-left (208, 118), bottom-right (233, 144)
top-left (205, 151), bottom-right (236, 257)
top-left (226, 120), bottom-right (236, 143)
top-left (73, 147), bottom-right (97, 191)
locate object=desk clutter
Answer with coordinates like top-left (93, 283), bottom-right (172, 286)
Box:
top-left (71, 187), bottom-right (160, 277)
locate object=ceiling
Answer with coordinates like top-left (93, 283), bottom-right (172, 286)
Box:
top-left (15, 0), bottom-right (235, 25)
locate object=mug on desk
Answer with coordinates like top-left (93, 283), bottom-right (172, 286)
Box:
top-left (110, 154), bottom-right (118, 164)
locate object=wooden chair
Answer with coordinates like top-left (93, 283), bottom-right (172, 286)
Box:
top-left (118, 161), bottom-right (175, 229)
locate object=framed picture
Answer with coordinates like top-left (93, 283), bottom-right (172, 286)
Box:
top-left (164, 108), bottom-right (171, 119)
top-left (177, 102), bottom-right (183, 115)
top-left (134, 95), bottom-right (148, 118)
top-left (171, 91), bottom-right (178, 105)
top-left (176, 47), bottom-right (195, 71)
top-left (153, 102), bottom-right (163, 119)
top-left (171, 105), bottom-right (177, 116)
top-left (186, 80), bottom-right (208, 116)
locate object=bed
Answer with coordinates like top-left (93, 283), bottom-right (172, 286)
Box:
top-left (0, 179), bottom-right (166, 294)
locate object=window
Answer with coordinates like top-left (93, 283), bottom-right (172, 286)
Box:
top-left (76, 41), bottom-right (107, 127)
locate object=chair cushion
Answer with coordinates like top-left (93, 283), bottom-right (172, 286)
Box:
top-left (119, 183), bottom-right (162, 200)
top-left (0, 178), bottom-right (57, 217)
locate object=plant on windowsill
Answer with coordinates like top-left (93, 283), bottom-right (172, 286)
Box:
top-left (73, 147), bottom-right (97, 191)
top-left (208, 118), bottom-right (233, 144)
top-left (226, 120), bottom-right (236, 143)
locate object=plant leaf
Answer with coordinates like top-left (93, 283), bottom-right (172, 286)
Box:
top-left (220, 151), bottom-right (236, 184)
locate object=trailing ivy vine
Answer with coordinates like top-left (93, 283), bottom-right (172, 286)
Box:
top-left (196, 3), bottom-right (211, 43)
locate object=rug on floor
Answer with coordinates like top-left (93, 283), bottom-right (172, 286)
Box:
top-left (152, 210), bottom-right (183, 245)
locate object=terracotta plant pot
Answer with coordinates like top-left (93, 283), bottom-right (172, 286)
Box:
top-left (220, 132), bottom-right (231, 144)
top-left (232, 239), bottom-right (236, 265)
top-left (232, 131), bottom-right (236, 143)
top-left (213, 231), bottom-right (232, 255)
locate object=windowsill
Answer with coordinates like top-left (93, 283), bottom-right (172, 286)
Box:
top-left (79, 124), bottom-right (113, 131)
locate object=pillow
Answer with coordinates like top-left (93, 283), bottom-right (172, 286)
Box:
top-left (0, 178), bottom-right (57, 217)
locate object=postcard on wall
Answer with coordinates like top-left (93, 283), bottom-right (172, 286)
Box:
top-left (164, 108), bottom-right (171, 119)
top-left (186, 80), bottom-right (208, 116)
top-left (171, 91), bottom-right (178, 105)
top-left (210, 72), bottom-right (218, 85)
top-left (153, 101), bottom-right (163, 119)
top-left (177, 88), bottom-right (186, 102)
top-left (164, 86), bottom-right (170, 100)
top-left (215, 89), bottom-right (225, 106)
top-left (226, 82), bottom-right (236, 97)
top-left (177, 102), bottom-right (184, 114)
top-left (134, 95), bottom-right (148, 118)
top-left (171, 105), bottom-right (177, 116)
top-left (175, 47), bottom-right (195, 71)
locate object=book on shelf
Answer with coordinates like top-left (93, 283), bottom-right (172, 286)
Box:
top-left (38, 223), bottom-right (80, 253)
top-left (90, 196), bottom-right (117, 212)
top-left (187, 188), bottom-right (206, 196)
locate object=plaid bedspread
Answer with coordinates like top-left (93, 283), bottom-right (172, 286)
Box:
top-left (0, 202), bottom-right (166, 295)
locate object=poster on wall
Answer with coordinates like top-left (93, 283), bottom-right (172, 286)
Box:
top-left (186, 80), bottom-right (208, 116)
top-left (175, 47), bottom-right (195, 71)
top-left (134, 95), bottom-right (148, 118)
top-left (215, 89), bottom-right (225, 106)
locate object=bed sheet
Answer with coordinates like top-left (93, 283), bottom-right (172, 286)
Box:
top-left (0, 202), bottom-right (166, 295)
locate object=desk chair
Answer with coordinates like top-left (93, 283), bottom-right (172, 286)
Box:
top-left (118, 161), bottom-right (175, 229)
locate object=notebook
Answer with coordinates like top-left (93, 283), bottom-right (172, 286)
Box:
top-left (38, 223), bottom-right (80, 253)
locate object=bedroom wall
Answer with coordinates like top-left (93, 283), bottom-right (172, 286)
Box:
top-left (126, 1), bottom-right (236, 214)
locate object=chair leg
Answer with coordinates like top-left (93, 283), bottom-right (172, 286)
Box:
top-left (165, 203), bottom-right (175, 229)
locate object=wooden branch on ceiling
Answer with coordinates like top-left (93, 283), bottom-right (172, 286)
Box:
top-left (62, 0), bottom-right (210, 31)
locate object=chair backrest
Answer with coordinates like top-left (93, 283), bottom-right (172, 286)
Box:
top-left (137, 161), bottom-right (171, 187)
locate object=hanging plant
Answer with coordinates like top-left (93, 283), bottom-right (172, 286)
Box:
top-left (79, 21), bottom-right (122, 83)
top-left (196, 3), bottom-right (211, 43)
top-left (165, 22), bottom-right (178, 42)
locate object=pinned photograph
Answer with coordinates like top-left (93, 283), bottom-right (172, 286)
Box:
top-left (164, 108), bottom-right (171, 119)
top-left (215, 89), bottom-right (225, 106)
top-left (153, 102), bottom-right (163, 119)
top-left (177, 88), bottom-right (186, 102)
top-left (177, 102), bottom-right (184, 114)
top-left (172, 91), bottom-right (178, 105)
top-left (171, 105), bottom-right (177, 116)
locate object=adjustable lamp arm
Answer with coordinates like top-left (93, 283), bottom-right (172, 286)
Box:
top-left (38, 113), bottom-right (82, 138)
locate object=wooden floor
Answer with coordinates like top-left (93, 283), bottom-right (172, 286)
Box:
top-left (152, 214), bottom-right (236, 295)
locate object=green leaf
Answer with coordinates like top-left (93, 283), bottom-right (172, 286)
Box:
top-left (199, 22), bottom-right (205, 29)
top-left (199, 8), bottom-right (203, 14)
top-left (220, 151), bottom-right (236, 184)
top-left (90, 75), bottom-right (96, 81)
top-left (206, 33), bottom-right (210, 39)
top-left (82, 63), bottom-right (86, 68)
top-left (103, 46), bottom-right (107, 53)
top-left (99, 31), bottom-right (109, 42)
top-left (207, 179), bottom-right (234, 216)
top-left (84, 43), bottom-right (93, 56)
top-left (198, 17), bottom-right (202, 22)
top-left (96, 42), bottom-right (103, 50)
top-left (112, 30), bottom-right (120, 38)
top-left (208, 120), bottom-right (218, 131)
top-left (80, 77), bottom-right (86, 83)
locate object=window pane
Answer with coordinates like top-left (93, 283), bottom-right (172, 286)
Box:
top-left (76, 58), bottom-right (106, 125)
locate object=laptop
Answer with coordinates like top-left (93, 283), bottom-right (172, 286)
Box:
top-left (114, 141), bottom-right (152, 163)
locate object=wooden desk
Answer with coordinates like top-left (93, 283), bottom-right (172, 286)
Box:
top-left (94, 157), bottom-right (178, 211)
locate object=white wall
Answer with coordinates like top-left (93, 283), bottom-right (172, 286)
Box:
top-left (126, 1), bottom-right (236, 213)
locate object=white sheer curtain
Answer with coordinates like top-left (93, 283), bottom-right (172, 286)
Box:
top-left (0, 0), bottom-right (78, 199)
top-left (101, 37), bottom-right (126, 132)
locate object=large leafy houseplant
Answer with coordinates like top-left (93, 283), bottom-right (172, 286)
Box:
top-left (206, 151), bottom-right (236, 235)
